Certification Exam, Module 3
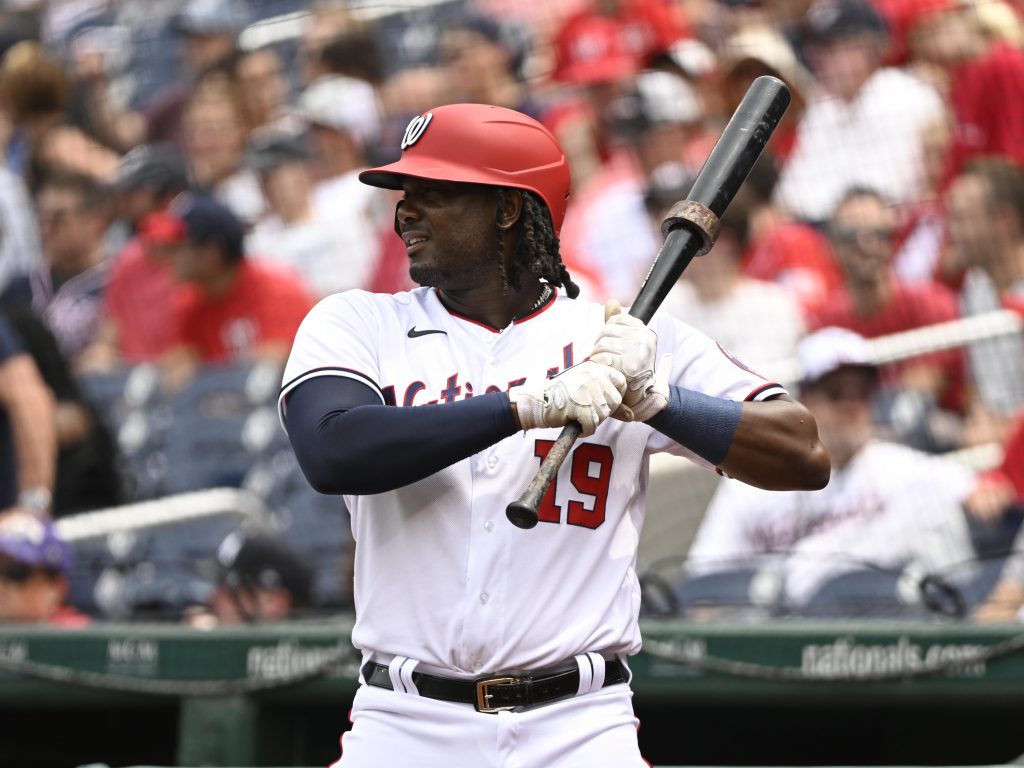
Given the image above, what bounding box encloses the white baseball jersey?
[280,286,785,676]
[687,439,975,604]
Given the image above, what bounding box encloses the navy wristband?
[646,385,743,466]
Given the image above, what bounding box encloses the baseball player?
[279,104,830,767]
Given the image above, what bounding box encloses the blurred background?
[0,0,1022,765]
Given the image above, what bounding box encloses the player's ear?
[497,190,523,231]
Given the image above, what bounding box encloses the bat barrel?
[635,76,791,324]
[688,75,791,217]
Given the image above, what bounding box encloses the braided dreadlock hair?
[495,188,580,299]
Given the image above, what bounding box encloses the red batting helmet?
[359,103,571,234]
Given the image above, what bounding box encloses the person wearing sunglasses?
[0,510,85,625]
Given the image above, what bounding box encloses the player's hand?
[591,299,658,407]
[509,360,626,437]
[611,354,672,422]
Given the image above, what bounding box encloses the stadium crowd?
[0,0,1022,626]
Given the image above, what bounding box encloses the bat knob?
[505,501,539,529]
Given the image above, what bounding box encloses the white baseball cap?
[635,70,703,126]
[297,75,381,148]
[797,327,878,385]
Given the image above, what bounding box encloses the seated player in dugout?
[279,104,830,767]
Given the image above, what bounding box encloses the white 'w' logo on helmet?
[400,113,433,150]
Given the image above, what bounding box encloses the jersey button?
[484,521,494,532]
[487,456,498,468]
[479,592,489,604]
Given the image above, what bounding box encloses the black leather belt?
[361,658,626,713]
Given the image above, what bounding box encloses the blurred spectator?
[296,76,407,294]
[298,75,382,183]
[0,314,55,518]
[181,80,265,224]
[0,511,85,625]
[655,175,805,370]
[438,14,537,115]
[686,327,975,608]
[890,111,955,283]
[62,13,146,153]
[82,143,190,369]
[965,409,1024,524]
[773,0,945,223]
[295,6,364,87]
[559,68,705,299]
[546,12,641,191]
[730,153,844,318]
[151,192,314,389]
[245,130,375,297]
[184,529,313,626]
[969,404,1024,622]
[555,0,691,73]
[318,23,385,86]
[143,0,248,146]
[906,0,1024,178]
[943,157,1024,445]
[969,411,1024,621]
[3,305,121,515]
[3,171,112,366]
[650,37,722,132]
[229,45,294,132]
[813,186,965,446]
[0,40,119,188]
[718,25,814,162]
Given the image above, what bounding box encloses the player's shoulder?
[302,287,428,323]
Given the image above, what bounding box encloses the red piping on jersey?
[745,382,785,401]
[436,286,558,332]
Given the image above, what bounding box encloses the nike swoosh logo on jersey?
[407,327,448,338]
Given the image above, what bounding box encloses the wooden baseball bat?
[505,75,792,530]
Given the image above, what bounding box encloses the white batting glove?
[590,299,658,407]
[612,354,672,422]
[509,360,627,437]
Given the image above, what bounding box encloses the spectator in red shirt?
[970,409,1024,622]
[151,193,315,389]
[81,145,191,370]
[732,154,845,319]
[906,0,1024,179]
[813,187,966,439]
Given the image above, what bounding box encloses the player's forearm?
[287,386,518,495]
[718,396,830,491]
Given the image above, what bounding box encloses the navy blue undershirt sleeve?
[645,384,743,467]
[283,375,519,495]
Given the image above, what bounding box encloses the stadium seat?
[794,568,934,619]
[161,363,284,495]
[671,567,777,620]
[246,451,353,610]
[78,365,169,500]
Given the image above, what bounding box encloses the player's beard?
[408,251,494,291]
[408,261,446,288]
